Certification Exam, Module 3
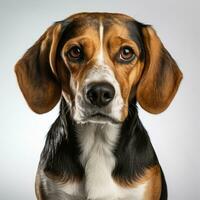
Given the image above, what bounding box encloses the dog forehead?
[67,12,134,22]
[60,12,139,41]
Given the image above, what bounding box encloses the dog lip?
[88,112,121,124]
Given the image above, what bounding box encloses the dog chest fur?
[57,123,147,200]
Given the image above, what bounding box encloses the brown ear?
[15,23,63,114]
[136,26,183,114]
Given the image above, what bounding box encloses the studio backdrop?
[0,0,199,199]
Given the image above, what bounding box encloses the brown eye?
[119,46,135,62]
[67,45,83,61]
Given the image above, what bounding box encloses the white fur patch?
[58,122,148,200]
[77,123,120,199]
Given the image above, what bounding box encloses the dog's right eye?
[67,45,83,62]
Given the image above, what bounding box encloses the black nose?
[86,82,115,107]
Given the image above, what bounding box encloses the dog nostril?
[102,91,113,101]
[86,82,115,107]
[87,90,98,103]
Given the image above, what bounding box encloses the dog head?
[15,13,182,124]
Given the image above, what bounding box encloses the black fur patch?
[40,99,84,181]
[112,100,159,181]
[112,100,168,199]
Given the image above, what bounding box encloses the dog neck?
[40,97,158,183]
[75,121,121,166]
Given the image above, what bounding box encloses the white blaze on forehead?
[98,22,104,64]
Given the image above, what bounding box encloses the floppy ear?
[136,26,183,114]
[15,23,63,114]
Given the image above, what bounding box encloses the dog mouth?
[79,112,121,124]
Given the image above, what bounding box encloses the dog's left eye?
[67,45,83,61]
[119,46,135,62]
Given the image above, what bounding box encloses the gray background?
[0,0,199,199]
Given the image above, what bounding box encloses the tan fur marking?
[114,165,161,187]
[114,165,161,200]
[136,26,183,114]
[61,27,101,89]
[49,24,63,75]
[144,167,161,200]
[35,171,43,200]
[15,23,62,114]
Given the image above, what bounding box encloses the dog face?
[60,14,145,123]
[15,13,182,124]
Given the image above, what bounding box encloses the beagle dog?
[15,12,182,200]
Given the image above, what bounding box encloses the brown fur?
[114,165,161,200]
[136,27,183,114]
[15,24,62,114]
